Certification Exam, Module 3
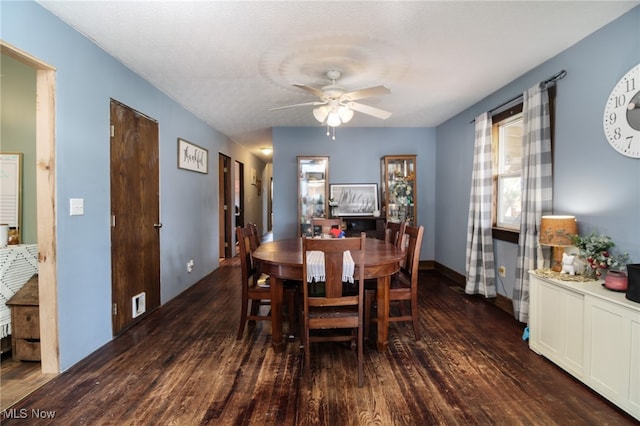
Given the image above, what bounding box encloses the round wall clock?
[603,63,640,158]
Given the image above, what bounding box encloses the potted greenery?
[571,232,629,284]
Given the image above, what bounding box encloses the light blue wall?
[436,6,640,298]
[3,1,638,370]
[2,1,266,370]
[272,127,436,260]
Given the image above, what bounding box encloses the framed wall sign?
[177,138,208,173]
[330,183,379,216]
[0,152,22,228]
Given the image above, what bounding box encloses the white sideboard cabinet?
[529,272,640,421]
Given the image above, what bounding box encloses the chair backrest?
[310,218,343,236]
[236,226,258,286]
[248,223,261,250]
[400,225,424,282]
[303,233,365,304]
[384,221,407,248]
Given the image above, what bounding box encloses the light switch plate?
[70,198,84,216]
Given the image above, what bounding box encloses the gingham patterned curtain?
[512,83,553,323]
[465,112,496,297]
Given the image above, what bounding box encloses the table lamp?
[539,215,577,272]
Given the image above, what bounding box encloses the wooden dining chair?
[248,223,261,250]
[384,221,407,249]
[301,232,366,387]
[236,225,297,340]
[365,224,424,341]
[310,218,343,236]
[364,220,407,337]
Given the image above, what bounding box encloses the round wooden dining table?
[252,237,404,353]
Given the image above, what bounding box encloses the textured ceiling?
[37,1,639,162]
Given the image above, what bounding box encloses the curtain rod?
[470,70,567,123]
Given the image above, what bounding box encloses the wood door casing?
[219,154,232,258]
[1,41,60,373]
[235,160,244,234]
[110,100,161,336]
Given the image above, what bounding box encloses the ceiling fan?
[270,69,392,128]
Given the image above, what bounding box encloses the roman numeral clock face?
[603,63,640,158]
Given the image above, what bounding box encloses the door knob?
[154,223,163,229]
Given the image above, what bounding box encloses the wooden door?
[268,177,273,231]
[234,160,245,234]
[110,100,161,336]
[219,154,232,258]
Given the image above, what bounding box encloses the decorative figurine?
[560,252,576,275]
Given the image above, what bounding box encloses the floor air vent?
[132,292,146,318]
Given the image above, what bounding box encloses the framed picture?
[306,172,325,181]
[0,152,23,228]
[330,183,379,216]
[177,138,208,174]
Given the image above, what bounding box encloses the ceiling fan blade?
[346,102,392,120]
[270,101,326,111]
[342,85,391,101]
[292,83,325,98]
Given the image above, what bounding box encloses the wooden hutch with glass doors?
[380,155,417,225]
[297,156,329,236]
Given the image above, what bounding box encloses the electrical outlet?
[499,266,506,278]
[187,259,194,273]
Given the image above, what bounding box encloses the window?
[492,104,523,241]
[495,113,523,229]
[490,88,555,243]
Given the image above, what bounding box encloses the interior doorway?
[0,41,59,409]
[268,177,273,232]
[234,160,245,243]
[218,154,232,259]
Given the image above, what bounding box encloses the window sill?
[492,227,519,244]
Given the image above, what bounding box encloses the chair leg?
[357,326,364,387]
[286,290,296,340]
[298,293,304,348]
[304,318,311,378]
[364,289,374,342]
[250,299,260,317]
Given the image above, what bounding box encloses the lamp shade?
[338,106,354,123]
[539,215,577,246]
[326,111,342,127]
[313,106,329,123]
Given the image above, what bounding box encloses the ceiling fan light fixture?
[313,106,329,123]
[338,106,353,123]
[273,69,391,138]
[327,111,342,127]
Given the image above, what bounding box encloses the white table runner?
[306,250,355,283]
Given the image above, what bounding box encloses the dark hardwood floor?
[1,255,636,425]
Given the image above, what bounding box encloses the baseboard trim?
[430,261,515,318]
[419,260,435,271]
[433,262,465,286]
